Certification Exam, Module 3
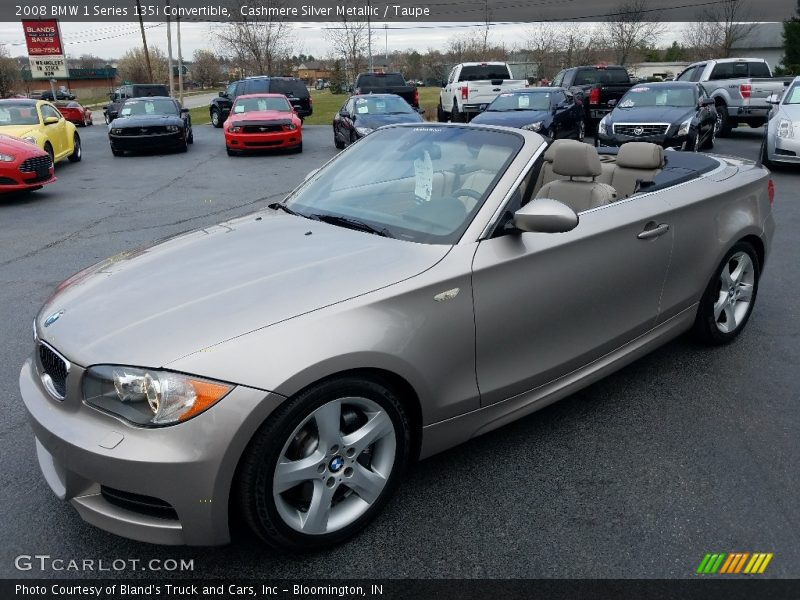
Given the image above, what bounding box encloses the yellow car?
[0,99,82,164]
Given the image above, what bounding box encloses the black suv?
[209,77,312,127]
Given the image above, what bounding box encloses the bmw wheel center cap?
[329,456,344,473]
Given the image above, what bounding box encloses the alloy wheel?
[713,251,755,334]
[272,396,396,535]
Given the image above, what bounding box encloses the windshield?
[0,104,40,126]
[353,96,415,115]
[489,92,551,111]
[784,84,800,105]
[234,96,292,113]
[458,65,511,81]
[618,86,696,108]
[358,74,406,87]
[284,127,524,244]
[120,99,178,117]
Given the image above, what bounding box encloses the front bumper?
[20,357,286,545]
[597,131,691,149]
[109,132,185,151]
[0,167,55,192]
[225,130,301,151]
[767,134,800,164]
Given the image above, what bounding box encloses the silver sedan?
[763,76,800,166]
[21,125,775,551]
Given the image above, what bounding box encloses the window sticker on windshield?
[121,107,132,115]
[630,87,649,92]
[376,101,386,110]
[414,150,433,203]
[500,93,513,97]
[518,95,530,108]
[145,103,155,114]
[234,104,245,113]
[357,105,369,114]
[619,99,635,108]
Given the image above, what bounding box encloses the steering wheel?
[451,188,483,201]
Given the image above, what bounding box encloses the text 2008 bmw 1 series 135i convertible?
[21,124,775,551]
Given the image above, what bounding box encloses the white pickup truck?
[438,62,528,122]
[676,58,793,136]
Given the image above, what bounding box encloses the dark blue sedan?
[471,87,585,141]
[333,94,424,149]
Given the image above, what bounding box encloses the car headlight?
[228,125,242,133]
[284,123,297,131]
[355,126,373,136]
[0,153,15,162]
[677,117,693,137]
[598,116,608,135]
[521,121,543,132]
[777,119,794,139]
[166,125,180,132]
[111,128,123,135]
[22,136,37,145]
[82,365,233,427]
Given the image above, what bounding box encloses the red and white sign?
[22,19,67,79]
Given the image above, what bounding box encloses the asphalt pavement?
[0,124,798,579]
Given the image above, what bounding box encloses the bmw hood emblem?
[43,310,64,327]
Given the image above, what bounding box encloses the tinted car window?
[357,74,406,87]
[573,68,629,85]
[676,67,695,81]
[551,70,565,87]
[709,62,750,79]
[233,96,292,113]
[285,127,523,245]
[131,85,169,97]
[244,79,269,94]
[270,79,309,97]
[41,104,62,120]
[748,62,771,77]
[120,98,178,116]
[0,103,40,125]
[488,92,553,111]
[618,85,696,108]
[458,65,511,81]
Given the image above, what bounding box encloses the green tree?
[0,46,19,98]
[664,41,685,61]
[781,1,800,73]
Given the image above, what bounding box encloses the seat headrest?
[616,142,665,169]
[543,139,578,163]
[551,142,602,177]
[476,144,508,170]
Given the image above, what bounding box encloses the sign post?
[22,19,68,81]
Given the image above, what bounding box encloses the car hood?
[610,106,694,125]
[471,110,551,128]
[0,134,44,154]
[777,104,800,120]
[353,113,422,129]
[0,125,39,138]
[36,210,450,369]
[229,110,295,123]
[111,115,183,127]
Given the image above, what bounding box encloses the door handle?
[637,223,670,240]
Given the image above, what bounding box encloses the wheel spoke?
[301,479,337,534]
[722,303,737,330]
[730,256,750,284]
[713,293,727,320]
[347,463,387,505]
[737,283,754,303]
[342,410,394,456]
[720,265,734,288]
[274,450,325,493]
[313,400,342,449]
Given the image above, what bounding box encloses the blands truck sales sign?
[22,20,68,79]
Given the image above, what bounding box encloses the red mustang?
[0,134,56,193]
[55,101,93,127]
[224,93,303,155]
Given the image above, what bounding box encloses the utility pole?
[176,10,184,105]
[166,0,174,97]
[367,0,373,71]
[384,24,388,62]
[135,0,153,81]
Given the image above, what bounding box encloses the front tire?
[451,100,463,123]
[236,377,411,551]
[44,143,54,165]
[211,108,222,128]
[693,242,760,345]
[68,134,82,162]
[716,102,733,137]
[437,100,447,122]
[576,120,585,142]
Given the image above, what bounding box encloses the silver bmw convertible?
[21,124,774,550]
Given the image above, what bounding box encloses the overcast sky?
[0,20,688,61]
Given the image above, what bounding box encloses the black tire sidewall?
[237,377,411,551]
[693,241,760,345]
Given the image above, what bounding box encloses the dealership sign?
[22,19,67,79]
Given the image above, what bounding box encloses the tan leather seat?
[457,144,509,211]
[609,142,664,198]
[533,139,584,192]
[535,143,617,212]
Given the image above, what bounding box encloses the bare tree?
[560,25,605,67]
[682,0,756,59]
[215,0,294,77]
[117,47,169,84]
[602,0,665,65]
[324,8,368,81]
[525,22,562,80]
[0,46,20,98]
[191,49,224,88]
[70,54,106,69]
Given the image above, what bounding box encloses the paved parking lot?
[1,123,798,578]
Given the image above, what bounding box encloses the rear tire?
[211,108,222,128]
[334,135,345,150]
[236,376,411,551]
[693,242,760,345]
[451,100,463,123]
[437,100,447,122]
[68,134,82,162]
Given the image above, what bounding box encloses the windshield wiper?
[268,202,307,218]
[311,214,394,238]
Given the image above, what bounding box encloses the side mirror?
[513,199,578,233]
[701,98,715,107]
[416,107,426,114]
[304,168,320,182]
[181,107,189,114]
[478,104,488,112]
[767,93,781,105]
[339,108,349,117]
[441,80,447,88]
[109,93,117,101]
[43,116,60,125]
[607,99,618,108]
